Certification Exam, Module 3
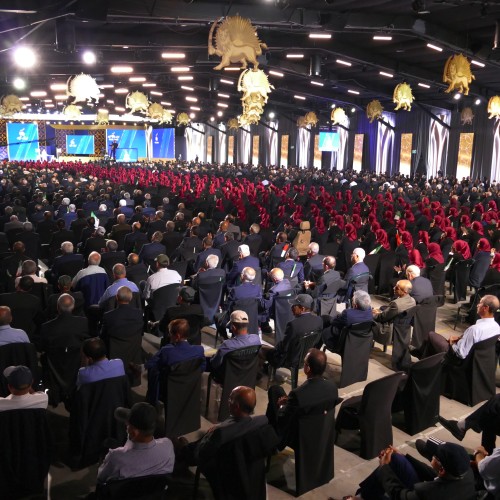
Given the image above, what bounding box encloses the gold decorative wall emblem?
[67,73,100,104]
[366,99,384,123]
[0,95,23,116]
[443,54,474,96]
[126,91,149,114]
[393,82,414,111]
[460,107,474,125]
[487,96,500,120]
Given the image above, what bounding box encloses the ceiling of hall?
[1,0,500,124]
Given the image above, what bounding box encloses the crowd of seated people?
[0,158,498,497]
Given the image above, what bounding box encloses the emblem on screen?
[108,133,120,142]
[16,128,28,141]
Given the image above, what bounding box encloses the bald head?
[116,286,133,304]
[270,268,284,282]
[57,293,75,314]
[229,386,256,417]
[396,279,412,295]
[88,251,101,265]
[113,263,126,279]
[0,306,12,326]
[128,253,139,265]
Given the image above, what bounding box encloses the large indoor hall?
[0,1,499,499]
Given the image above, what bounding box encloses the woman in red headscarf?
[481,252,500,287]
[468,220,485,251]
[409,248,425,269]
[337,223,360,273]
[416,231,430,260]
[439,227,456,258]
[469,238,492,288]
[327,214,344,243]
[395,230,413,270]
[370,229,390,254]
[426,242,444,266]
[445,239,471,281]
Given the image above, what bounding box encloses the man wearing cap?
[262,294,323,369]
[97,402,174,484]
[352,440,475,499]
[209,310,261,376]
[226,244,260,288]
[145,318,206,404]
[142,254,182,300]
[0,365,48,411]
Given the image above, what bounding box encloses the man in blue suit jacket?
[226,244,260,288]
[261,268,293,323]
[321,290,374,352]
[226,266,262,312]
[194,236,222,273]
[343,247,370,293]
[145,318,205,404]
[138,231,166,264]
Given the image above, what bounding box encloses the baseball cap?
[230,310,249,324]
[155,254,169,266]
[3,365,33,389]
[420,440,470,477]
[289,294,314,309]
[96,226,105,236]
[115,402,157,434]
[179,286,196,302]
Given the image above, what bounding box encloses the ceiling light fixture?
[13,77,25,90]
[50,83,67,91]
[418,82,431,88]
[150,91,162,96]
[178,76,193,81]
[220,79,234,85]
[475,98,481,105]
[111,66,133,73]
[185,96,197,102]
[217,111,223,117]
[471,59,485,68]
[210,116,215,122]
[311,80,324,86]
[269,112,275,119]
[190,106,201,111]
[30,91,47,97]
[351,107,356,113]
[19,97,29,101]
[100,84,115,88]
[181,86,194,91]
[129,77,146,82]
[160,101,171,106]
[269,70,284,77]
[142,83,156,87]
[224,66,241,71]
[218,93,230,98]
[336,59,352,66]
[161,52,186,59]
[309,33,332,39]
[54,95,67,100]
[115,88,129,94]
[189,112,195,119]
[217,102,228,108]
[426,43,443,52]
[171,66,190,72]
[115,106,125,112]
[13,46,36,68]
[348,89,360,95]
[379,71,394,78]
[287,54,304,59]
[82,50,96,64]
[294,95,306,100]
[453,93,461,100]
[373,35,392,41]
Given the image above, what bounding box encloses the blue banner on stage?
[6,123,39,161]
[66,134,94,155]
[152,128,175,159]
[106,129,147,160]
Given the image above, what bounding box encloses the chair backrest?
[358,371,404,459]
[77,272,110,308]
[160,357,202,437]
[151,284,181,321]
[376,252,397,294]
[401,352,446,435]
[201,422,278,500]
[69,375,130,467]
[454,258,474,302]
[197,278,225,323]
[363,254,381,294]
[0,342,39,397]
[0,409,52,499]
[29,282,52,309]
[273,290,296,344]
[43,346,82,407]
[295,408,336,496]
[412,296,439,351]
[96,474,169,500]
[101,292,142,312]
[392,307,417,372]
[339,322,374,388]
[232,298,260,336]
[218,345,261,422]
[168,261,188,280]
[57,259,84,279]
[112,229,132,251]
[470,335,498,405]
[426,262,445,296]
[287,330,323,373]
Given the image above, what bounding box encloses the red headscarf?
[375,229,390,250]
[427,242,444,263]
[488,200,497,211]
[334,215,345,231]
[371,221,381,232]
[453,240,472,259]
[491,253,500,272]
[476,238,491,253]
[460,215,471,227]
[471,221,484,235]
[396,219,407,231]
[351,214,362,230]
[401,231,413,252]
[404,210,415,223]
[418,231,430,246]
[345,223,357,241]
[444,227,457,240]
[409,249,425,268]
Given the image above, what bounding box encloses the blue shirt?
[98,278,139,306]
[76,358,125,387]
[210,333,261,371]
[0,324,30,346]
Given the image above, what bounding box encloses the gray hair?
[88,251,101,265]
[206,254,219,269]
[353,290,372,310]
[406,265,421,278]
[241,266,256,282]
[57,293,75,314]
[238,244,250,258]
[61,241,74,254]
[353,247,366,261]
[308,242,319,254]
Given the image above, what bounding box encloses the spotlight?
[13,46,36,68]
[453,93,461,100]
[82,50,96,64]
[269,112,275,119]
[475,98,481,105]
[210,116,215,122]
[351,107,356,113]
[13,77,26,90]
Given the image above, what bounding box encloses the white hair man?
[304,242,324,281]
[405,264,433,303]
[226,244,260,288]
[343,247,370,294]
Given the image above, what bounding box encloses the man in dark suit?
[176,225,202,261]
[191,254,226,290]
[304,256,345,298]
[226,244,260,288]
[321,290,374,352]
[303,242,324,281]
[100,240,126,279]
[147,211,166,239]
[193,236,221,273]
[17,222,41,261]
[262,294,323,369]
[219,232,240,272]
[138,231,166,264]
[46,241,84,284]
[265,231,289,269]
[50,219,76,252]
[225,266,262,313]
[123,222,148,256]
[242,223,263,256]
[125,253,149,288]
[343,247,370,293]
[35,211,58,245]
[406,265,433,304]
[45,275,85,320]
[277,247,304,286]
[266,348,338,449]
[1,241,30,281]
[40,293,89,352]
[109,214,131,241]
[261,267,293,326]
[82,226,107,260]
[162,220,184,258]
[212,220,229,249]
